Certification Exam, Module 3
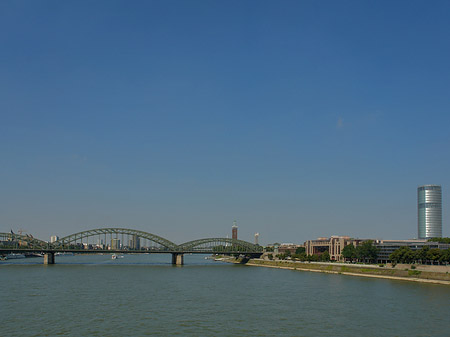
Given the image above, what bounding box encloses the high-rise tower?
[418,185,442,239]
[232,220,238,240]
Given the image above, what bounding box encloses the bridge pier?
[171,253,184,266]
[44,252,55,265]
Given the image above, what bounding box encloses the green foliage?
[356,240,378,263]
[265,246,274,252]
[267,253,273,260]
[306,254,319,262]
[389,246,414,264]
[416,246,429,263]
[428,237,450,244]
[389,246,450,264]
[295,247,306,255]
[440,249,450,263]
[342,244,356,261]
[408,270,422,276]
[427,248,443,262]
[320,250,330,262]
[276,253,290,260]
[292,252,308,261]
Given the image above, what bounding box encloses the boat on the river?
[5,253,26,259]
[55,252,74,256]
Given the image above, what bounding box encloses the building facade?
[304,236,363,261]
[375,239,450,263]
[277,243,303,255]
[232,221,238,240]
[418,185,442,239]
[111,238,121,250]
[129,235,140,250]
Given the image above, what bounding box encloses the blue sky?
[1,1,450,244]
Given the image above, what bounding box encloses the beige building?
[304,236,363,261]
[278,243,303,255]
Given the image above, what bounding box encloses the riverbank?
[244,259,450,285]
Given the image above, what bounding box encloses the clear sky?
[1,1,450,244]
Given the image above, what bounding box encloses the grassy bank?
[246,259,450,285]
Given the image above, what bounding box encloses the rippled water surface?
[1,254,450,336]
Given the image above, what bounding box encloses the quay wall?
[244,259,450,285]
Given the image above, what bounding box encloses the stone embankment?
[245,259,450,285]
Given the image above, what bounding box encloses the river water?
[1,254,449,336]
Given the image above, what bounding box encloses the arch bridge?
[0,228,263,265]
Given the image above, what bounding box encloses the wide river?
[1,254,449,336]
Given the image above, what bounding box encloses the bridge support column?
[44,253,55,265]
[172,253,184,266]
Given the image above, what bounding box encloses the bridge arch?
[53,228,178,250]
[178,238,263,253]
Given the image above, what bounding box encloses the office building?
[418,185,442,239]
[129,234,140,250]
[304,236,363,261]
[111,238,121,250]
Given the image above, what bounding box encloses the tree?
[342,244,356,262]
[276,253,289,260]
[320,250,330,262]
[440,249,450,264]
[389,246,413,264]
[295,247,306,255]
[389,249,401,265]
[306,254,319,262]
[416,246,429,264]
[356,240,378,263]
[427,249,443,264]
[428,237,450,244]
[298,252,307,261]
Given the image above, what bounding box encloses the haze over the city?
[1,1,449,245]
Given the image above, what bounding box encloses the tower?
[418,185,442,239]
[232,220,238,240]
[254,233,259,245]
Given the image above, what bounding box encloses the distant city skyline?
[1,1,449,245]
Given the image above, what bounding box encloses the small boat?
[112,254,124,260]
[6,253,26,259]
[55,252,74,256]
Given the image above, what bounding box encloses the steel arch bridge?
[178,238,263,253]
[1,227,263,265]
[53,227,179,251]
